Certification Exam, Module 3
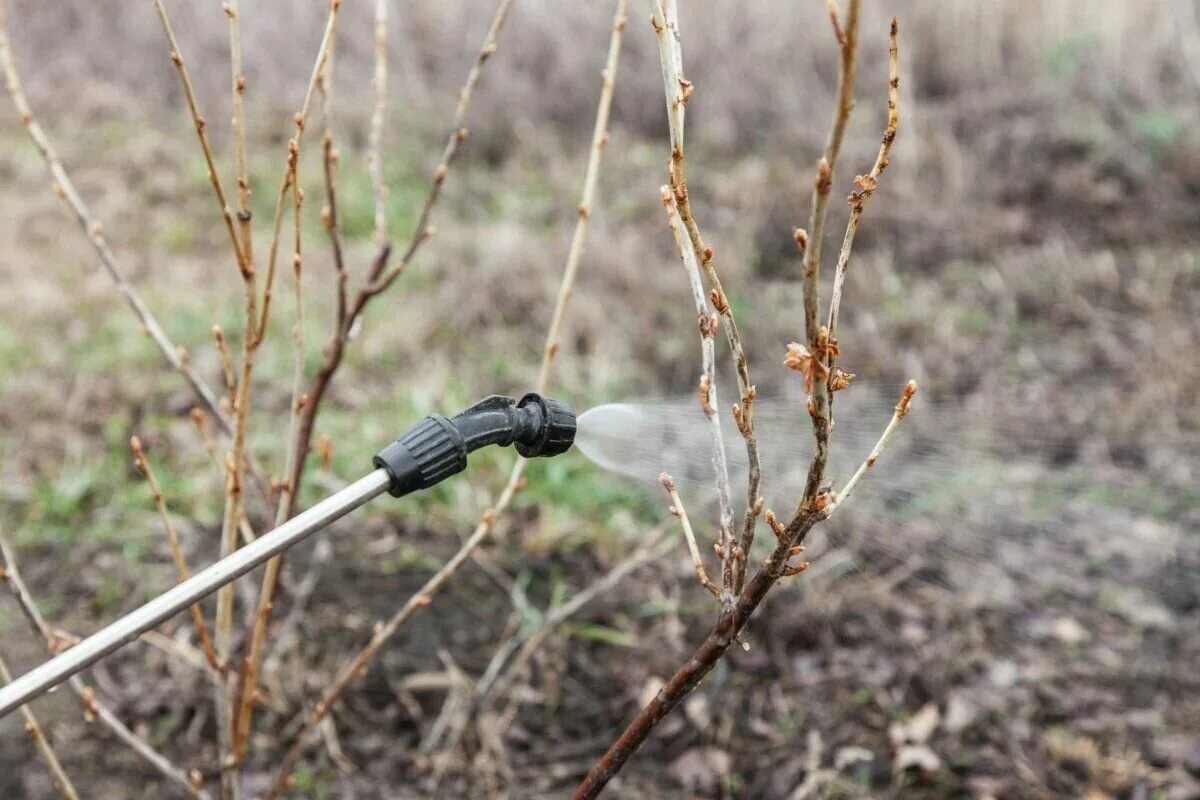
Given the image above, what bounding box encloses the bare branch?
[660,186,733,598]
[0,653,79,800]
[224,0,254,280]
[801,0,861,344]
[281,0,513,519]
[366,0,514,296]
[256,1,339,345]
[573,17,905,800]
[0,533,210,799]
[825,19,899,345]
[369,0,389,246]
[130,436,223,675]
[824,380,916,517]
[231,133,311,763]
[152,0,245,272]
[651,0,761,596]
[797,0,861,507]
[0,2,224,431]
[659,473,719,598]
[262,3,629,792]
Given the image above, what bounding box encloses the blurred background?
[0,0,1196,797]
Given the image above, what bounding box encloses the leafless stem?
[0,2,224,431]
[659,473,719,598]
[651,0,761,596]
[825,20,899,346]
[573,17,905,799]
[224,0,254,278]
[797,0,860,506]
[281,0,512,519]
[369,0,388,246]
[262,3,628,793]
[366,0,513,297]
[130,436,224,675]
[231,166,309,762]
[825,380,916,517]
[153,0,245,271]
[0,653,80,800]
[800,0,860,344]
[660,187,732,598]
[319,52,349,345]
[212,325,236,405]
[256,2,339,346]
[0,534,210,799]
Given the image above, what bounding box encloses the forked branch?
[572,18,905,799]
[262,2,628,793]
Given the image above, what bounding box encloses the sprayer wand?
[0,393,575,719]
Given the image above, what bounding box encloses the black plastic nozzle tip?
[515,393,576,458]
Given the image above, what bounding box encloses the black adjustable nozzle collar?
[372,393,576,497]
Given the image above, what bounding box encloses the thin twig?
[230,126,311,762]
[825,20,899,346]
[366,0,514,297]
[213,3,339,787]
[797,0,861,506]
[651,0,761,597]
[572,18,905,799]
[255,2,339,346]
[824,380,916,517]
[659,474,719,598]
[0,653,80,800]
[369,0,388,247]
[659,184,731,595]
[318,51,349,350]
[0,533,210,799]
[261,3,628,793]
[130,436,223,675]
[799,0,860,344]
[0,1,224,430]
[153,0,245,272]
[280,0,513,519]
[224,0,254,281]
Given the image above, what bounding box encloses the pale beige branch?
[366,0,514,296]
[651,0,761,597]
[369,0,388,246]
[0,653,80,800]
[0,533,210,799]
[261,2,629,793]
[660,186,733,593]
[824,380,916,517]
[130,436,224,675]
[659,473,719,598]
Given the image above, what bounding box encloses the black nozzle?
[373,393,576,497]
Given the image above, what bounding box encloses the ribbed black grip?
[373,414,467,497]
